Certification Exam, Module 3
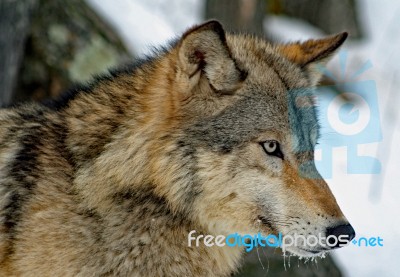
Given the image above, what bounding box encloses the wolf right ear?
[277,32,348,85]
[178,21,246,93]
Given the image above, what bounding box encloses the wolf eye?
[261,140,284,159]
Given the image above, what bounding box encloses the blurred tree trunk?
[1,0,130,105]
[272,0,363,38]
[205,0,266,36]
[0,0,37,107]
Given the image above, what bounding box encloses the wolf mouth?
[256,215,330,256]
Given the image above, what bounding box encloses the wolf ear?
[277,32,348,85]
[178,20,246,93]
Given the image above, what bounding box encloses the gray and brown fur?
[0,21,353,276]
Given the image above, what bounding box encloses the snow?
[85,0,203,55]
[85,0,399,276]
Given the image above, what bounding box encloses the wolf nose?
[326,224,355,249]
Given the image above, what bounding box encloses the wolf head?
[128,21,355,257]
[76,21,354,256]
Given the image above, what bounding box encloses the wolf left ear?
[178,20,246,93]
[277,32,348,85]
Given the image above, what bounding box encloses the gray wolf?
[0,21,354,276]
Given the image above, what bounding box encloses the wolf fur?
[0,21,353,276]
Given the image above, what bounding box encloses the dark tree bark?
[12,0,130,104]
[205,0,266,36]
[0,0,130,105]
[0,0,37,107]
[276,0,363,38]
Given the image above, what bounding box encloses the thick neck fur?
[84,187,243,276]
[63,56,172,209]
[58,54,244,276]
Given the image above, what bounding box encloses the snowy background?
[85,0,400,276]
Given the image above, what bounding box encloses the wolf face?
[151,21,355,257]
